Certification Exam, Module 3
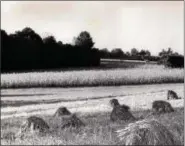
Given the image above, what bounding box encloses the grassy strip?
[1,107,184,145]
[1,65,184,88]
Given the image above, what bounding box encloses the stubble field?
[1,63,184,145]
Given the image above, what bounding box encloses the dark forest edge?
[1,27,184,73]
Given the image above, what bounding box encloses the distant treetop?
[74,31,94,49]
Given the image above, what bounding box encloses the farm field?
[1,1,184,144]
[1,64,184,89]
[1,64,184,145]
[1,83,184,145]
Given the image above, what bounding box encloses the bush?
[165,55,184,68]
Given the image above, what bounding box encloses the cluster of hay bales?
[151,90,181,114]
[15,89,180,144]
[109,95,175,122]
[113,90,180,145]
[18,106,85,138]
[116,119,180,145]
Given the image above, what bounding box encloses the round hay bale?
[152,100,174,114]
[61,114,85,129]
[110,99,135,122]
[167,90,180,100]
[19,116,49,135]
[54,106,71,117]
[116,119,180,145]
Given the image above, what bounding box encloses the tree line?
[1,27,100,72]
[99,47,183,61]
[1,27,184,72]
[99,47,184,67]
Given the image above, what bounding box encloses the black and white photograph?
[1,1,184,145]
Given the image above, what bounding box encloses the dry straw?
[61,114,85,129]
[54,106,71,117]
[17,116,50,139]
[152,100,174,114]
[110,99,136,122]
[116,119,180,145]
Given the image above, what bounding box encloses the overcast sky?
[1,1,184,55]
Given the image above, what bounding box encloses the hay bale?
[110,99,135,122]
[116,119,180,145]
[110,99,130,111]
[167,90,181,100]
[54,106,71,117]
[110,107,136,122]
[61,114,85,129]
[19,116,49,135]
[152,100,174,114]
